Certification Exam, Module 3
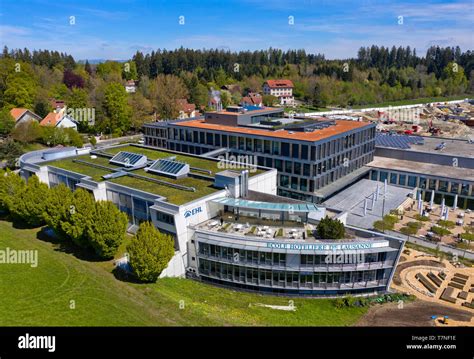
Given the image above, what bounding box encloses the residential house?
[9,108,42,126]
[240,92,263,107]
[262,79,295,106]
[125,80,137,93]
[177,99,198,119]
[40,108,78,130]
[49,99,66,111]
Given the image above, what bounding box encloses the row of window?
[198,243,390,267]
[198,259,385,288]
[48,172,79,191]
[106,189,153,224]
[161,126,375,161]
[279,154,373,192]
[371,170,472,196]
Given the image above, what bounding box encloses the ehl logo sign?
[184,207,202,218]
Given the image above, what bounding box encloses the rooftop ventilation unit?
[146,158,190,178]
[109,151,148,167]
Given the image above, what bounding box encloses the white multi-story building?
[263,79,295,106]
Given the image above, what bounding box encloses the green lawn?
[0,220,368,326]
[102,145,262,177]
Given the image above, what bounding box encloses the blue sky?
[0,0,472,60]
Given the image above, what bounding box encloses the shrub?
[415,214,430,221]
[86,201,128,259]
[127,222,175,282]
[438,220,455,229]
[316,216,345,239]
[9,175,48,227]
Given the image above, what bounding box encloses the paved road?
[385,229,474,261]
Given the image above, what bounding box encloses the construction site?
[308,99,474,139]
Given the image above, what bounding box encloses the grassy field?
[0,220,368,326]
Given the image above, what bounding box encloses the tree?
[0,169,25,212]
[34,97,52,118]
[9,175,49,227]
[63,69,84,89]
[150,74,188,119]
[67,87,89,109]
[0,108,15,135]
[11,120,42,143]
[0,139,24,168]
[122,61,138,81]
[262,94,278,106]
[128,92,152,130]
[102,82,132,134]
[84,60,92,75]
[127,221,175,282]
[61,189,96,248]
[431,225,451,240]
[86,201,128,259]
[42,183,74,238]
[316,216,345,239]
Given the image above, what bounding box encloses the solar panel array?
[375,133,424,149]
[109,151,147,167]
[147,158,189,177]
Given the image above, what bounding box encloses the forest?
[0,45,472,143]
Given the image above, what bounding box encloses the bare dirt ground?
[355,301,473,327]
[355,248,473,326]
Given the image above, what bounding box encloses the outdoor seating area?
[201,216,313,241]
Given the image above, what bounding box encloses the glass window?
[292,144,299,159]
[371,171,378,181]
[450,182,459,194]
[272,141,280,155]
[398,174,406,186]
[264,140,271,154]
[407,175,417,187]
[275,159,283,171]
[281,143,290,157]
[291,177,298,190]
[379,171,388,182]
[294,162,301,176]
[301,145,308,160]
[438,180,448,192]
[303,163,311,177]
[390,173,397,184]
[280,175,289,188]
[419,177,426,189]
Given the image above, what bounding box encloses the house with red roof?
[177,99,198,119]
[9,108,42,126]
[40,108,78,130]
[263,79,295,106]
[240,92,263,107]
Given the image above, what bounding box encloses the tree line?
[0,171,174,282]
[0,45,472,144]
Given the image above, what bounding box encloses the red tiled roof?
[265,79,294,88]
[40,112,62,127]
[174,119,371,142]
[177,99,196,113]
[9,108,28,121]
[241,93,263,106]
